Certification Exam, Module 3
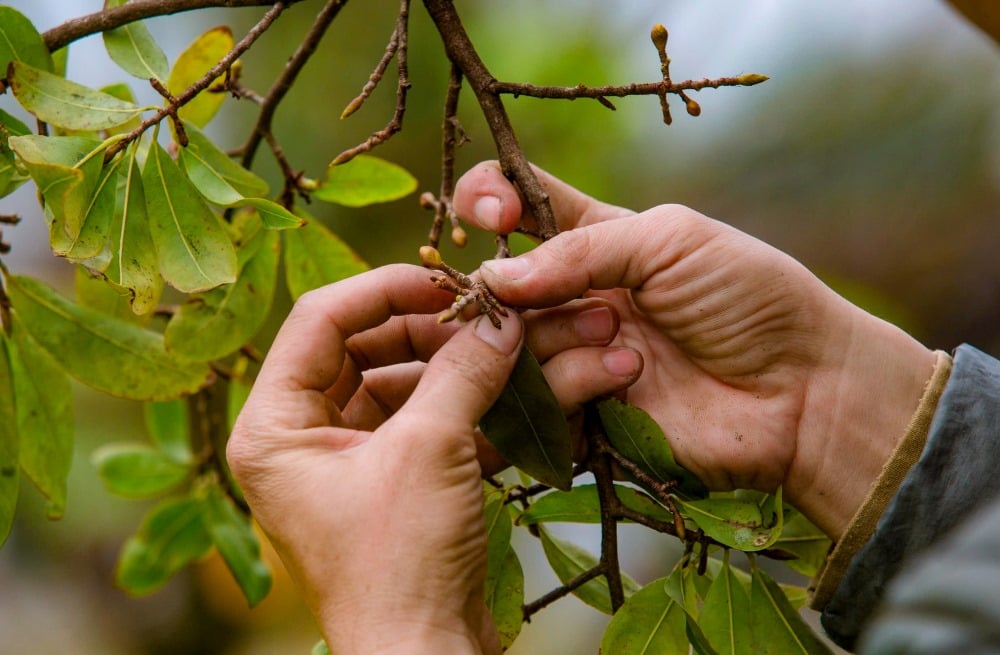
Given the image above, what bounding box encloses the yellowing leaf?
[314,155,417,207]
[9,312,73,519]
[9,62,146,131]
[0,6,53,73]
[103,1,170,81]
[283,216,368,300]
[51,156,122,263]
[0,334,19,547]
[167,27,233,128]
[5,275,211,401]
[674,488,783,552]
[143,139,237,293]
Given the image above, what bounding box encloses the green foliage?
[102,0,169,82]
[484,490,524,649]
[0,333,19,546]
[600,570,689,653]
[282,214,369,300]
[0,6,53,73]
[539,526,641,614]
[518,483,673,526]
[166,26,232,128]
[315,155,418,207]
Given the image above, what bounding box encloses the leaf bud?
[451,225,468,248]
[419,245,442,268]
[684,97,701,117]
[737,73,769,86]
[650,24,668,51]
[298,176,319,191]
[419,191,438,209]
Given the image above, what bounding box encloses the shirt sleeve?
[818,344,1000,651]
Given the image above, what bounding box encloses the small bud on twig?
[650,24,668,51]
[419,245,442,268]
[682,94,701,117]
[736,73,769,86]
[451,225,468,248]
[419,191,439,210]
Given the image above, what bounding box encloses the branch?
[105,1,290,162]
[492,75,769,102]
[421,0,559,239]
[522,565,604,622]
[427,62,465,249]
[42,0,308,52]
[241,0,349,169]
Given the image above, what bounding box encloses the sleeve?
[818,344,1000,651]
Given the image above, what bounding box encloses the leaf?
[311,641,331,655]
[115,496,213,595]
[314,155,417,207]
[484,493,513,576]
[5,275,211,400]
[104,148,162,315]
[144,399,193,465]
[0,6,53,72]
[179,123,268,203]
[282,216,368,300]
[479,348,574,490]
[164,218,279,361]
[674,488,783,552]
[597,397,708,499]
[483,494,523,650]
[201,484,272,607]
[51,155,122,263]
[103,1,170,81]
[8,312,73,519]
[0,334,19,547]
[227,372,252,433]
[538,527,640,614]
[143,138,237,293]
[600,572,688,654]
[518,484,673,526]
[92,442,191,498]
[0,109,31,198]
[9,62,145,131]
[100,83,143,136]
[239,198,304,230]
[167,26,233,128]
[700,552,752,655]
[750,565,833,655]
[770,508,832,578]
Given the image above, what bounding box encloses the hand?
[454,162,937,538]
[227,264,640,654]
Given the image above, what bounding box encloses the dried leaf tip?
[737,73,769,86]
[650,24,669,50]
[419,245,442,268]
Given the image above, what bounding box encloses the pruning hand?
[453,162,937,539]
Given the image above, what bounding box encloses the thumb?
[396,310,523,435]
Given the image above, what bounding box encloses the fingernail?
[574,307,614,344]
[481,256,531,281]
[602,348,640,377]
[474,196,501,231]
[474,311,521,355]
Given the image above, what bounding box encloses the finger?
[523,298,619,363]
[255,264,453,394]
[479,206,709,309]
[541,346,643,415]
[341,362,425,431]
[452,161,632,235]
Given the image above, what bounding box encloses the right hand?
[454,162,937,538]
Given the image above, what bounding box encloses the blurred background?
[0,0,997,652]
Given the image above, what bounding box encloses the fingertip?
[454,162,522,233]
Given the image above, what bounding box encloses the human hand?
[454,162,937,539]
[227,264,640,654]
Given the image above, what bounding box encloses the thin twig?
[491,76,768,101]
[590,448,625,611]
[522,565,604,622]
[105,1,290,162]
[339,15,403,120]
[428,63,464,249]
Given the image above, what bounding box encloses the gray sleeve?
[820,344,1000,652]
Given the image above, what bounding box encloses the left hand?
[227,264,640,654]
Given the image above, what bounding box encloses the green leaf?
[8,312,73,519]
[674,488,783,552]
[518,484,673,526]
[92,442,191,498]
[104,148,162,315]
[314,155,417,207]
[227,371,252,433]
[0,109,31,198]
[164,217,279,361]
[597,397,708,499]
[5,275,211,400]
[600,572,688,654]
[144,399,193,465]
[99,83,143,136]
[167,27,233,128]
[8,62,145,131]
[51,155,122,263]
[700,552,752,655]
[282,216,368,300]
[115,496,213,595]
[201,484,272,607]
[143,138,237,293]
[102,2,169,81]
[538,527,640,614]
[179,123,268,203]
[311,641,331,655]
[770,508,832,578]
[239,198,304,230]
[483,489,522,649]
[76,262,143,325]
[0,333,19,547]
[479,348,574,491]
[750,565,833,655]
[0,6,53,72]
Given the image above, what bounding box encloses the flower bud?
[650,24,668,51]
[451,225,468,248]
[684,97,701,117]
[419,192,438,209]
[737,73,769,86]
[419,245,442,268]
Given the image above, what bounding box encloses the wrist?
[788,298,938,539]
[324,622,485,655]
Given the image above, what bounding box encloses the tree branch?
[427,62,465,249]
[522,565,604,622]
[42,0,308,52]
[492,75,768,102]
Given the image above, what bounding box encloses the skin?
[229,162,937,652]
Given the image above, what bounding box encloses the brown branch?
[241,0,349,169]
[522,565,604,622]
[331,0,411,166]
[105,1,290,162]
[427,63,465,249]
[491,76,769,102]
[339,11,403,120]
[591,446,625,612]
[42,0,308,52]
[422,0,559,240]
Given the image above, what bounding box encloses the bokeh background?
[1,1,997,653]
